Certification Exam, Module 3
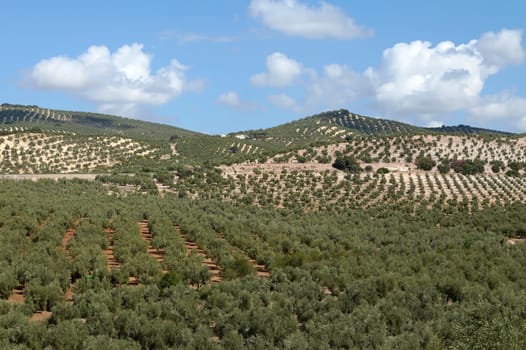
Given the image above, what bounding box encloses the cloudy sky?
[2,1,526,133]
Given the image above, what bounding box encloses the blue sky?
[2,0,526,133]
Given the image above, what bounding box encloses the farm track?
[176,224,222,283]
[138,220,167,272]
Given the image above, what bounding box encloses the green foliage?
[450,159,485,175]
[332,156,362,173]
[415,154,436,170]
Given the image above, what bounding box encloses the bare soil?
[176,224,222,283]
[8,286,25,304]
[138,220,167,272]
[102,228,120,271]
[30,311,53,322]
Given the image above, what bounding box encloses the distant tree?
[332,157,362,173]
[415,155,436,171]
[490,160,505,173]
[450,159,485,175]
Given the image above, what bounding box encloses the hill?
[0,103,199,143]
[1,103,526,349]
[230,109,512,149]
[0,103,521,171]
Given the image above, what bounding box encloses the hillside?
[1,104,526,349]
[1,104,517,169]
[0,103,199,143]
[230,109,512,149]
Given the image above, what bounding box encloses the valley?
[0,104,525,348]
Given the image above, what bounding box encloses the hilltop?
[230,109,512,146]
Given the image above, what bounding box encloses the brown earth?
[220,233,270,278]
[8,286,25,304]
[138,220,167,272]
[102,228,120,271]
[176,224,222,283]
[30,311,53,322]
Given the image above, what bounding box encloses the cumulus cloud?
[366,29,524,117]
[469,94,526,131]
[251,52,304,87]
[259,29,525,131]
[366,40,485,115]
[249,0,372,39]
[27,43,199,117]
[475,29,525,67]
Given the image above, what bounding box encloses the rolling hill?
[2,102,526,349]
[0,103,521,172]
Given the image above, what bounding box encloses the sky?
[2,0,526,134]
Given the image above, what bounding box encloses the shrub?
[415,155,436,171]
[332,157,362,173]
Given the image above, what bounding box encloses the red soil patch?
[138,220,167,272]
[8,286,25,304]
[30,311,53,322]
[102,228,120,271]
[8,285,53,321]
[65,286,74,303]
[62,227,76,249]
[176,224,222,283]
[103,228,137,285]
[220,233,270,278]
[250,258,270,278]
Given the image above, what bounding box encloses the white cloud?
[28,43,199,117]
[258,29,526,131]
[469,94,526,131]
[251,52,303,87]
[268,93,298,110]
[249,0,372,39]
[218,91,242,107]
[475,29,525,67]
[364,29,525,123]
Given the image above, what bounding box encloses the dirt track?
[0,174,103,181]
